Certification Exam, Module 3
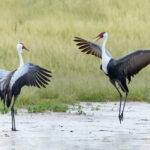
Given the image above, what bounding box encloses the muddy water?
[0,102,150,150]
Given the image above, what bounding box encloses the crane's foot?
[118,113,123,124]
[11,128,18,131]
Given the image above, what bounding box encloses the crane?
[74,32,150,123]
[0,43,52,131]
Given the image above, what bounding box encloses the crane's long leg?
[11,107,14,130]
[109,79,122,123]
[118,79,129,123]
[3,101,5,114]
[120,91,128,122]
[3,94,6,114]
[11,95,18,131]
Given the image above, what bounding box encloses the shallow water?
[0,102,150,150]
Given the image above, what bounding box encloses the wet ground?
[0,102,150,150]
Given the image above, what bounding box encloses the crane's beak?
[23,46,29,51]
[93,35,101,42]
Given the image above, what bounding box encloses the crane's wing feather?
[74,37,112,58]
[6,63,52,108]
[0,69,14,103]
[116,50,150,82]
[10,63,52,90]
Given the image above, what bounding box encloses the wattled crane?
[0,43,52,131]
[74,32,150,123]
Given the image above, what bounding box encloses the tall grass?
[0,0,150,111]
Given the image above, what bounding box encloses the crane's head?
[16,43,29,53]
[94,32,108,42]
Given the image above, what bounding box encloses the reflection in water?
[11,139,16,150]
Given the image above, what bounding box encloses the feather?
[116,50,150,81]
[74,37,112,59]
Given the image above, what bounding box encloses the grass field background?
[0,0,150,112]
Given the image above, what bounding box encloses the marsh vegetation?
[0,0,150,112]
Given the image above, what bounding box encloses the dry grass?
[0,0,150,111]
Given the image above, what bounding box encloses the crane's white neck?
[101,35,111,74]
[16,43,24,68]
[102,36,108,55]
[18,51,24,67]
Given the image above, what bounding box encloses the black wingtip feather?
[79,45,89,49]
[76,43,86,46]
[39,67,52,73]
[74,37,80,40]
[38,72,51,82]
[40,71,52,78]
[36,76,46,88]
[81,47,90,52]
[37,74,49,85]
[35,80,41,88]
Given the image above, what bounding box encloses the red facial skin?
[22,45,25,49]
[22,45,29,51]
[99,33,104,38]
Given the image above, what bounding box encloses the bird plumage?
[6,62,52,107]
[74,32,150,123]
[74,37,150,81]
[74,37,112,58]
[116,50,150,82]
[0,43,52,131]
[0,69,13,105]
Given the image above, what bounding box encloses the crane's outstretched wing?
[6,63,52,108]
[10,63,52,90]
[74,37,112,58]
[0,69,14,103]
[116,50,150,82]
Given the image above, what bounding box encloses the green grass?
[1,0,150,112]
